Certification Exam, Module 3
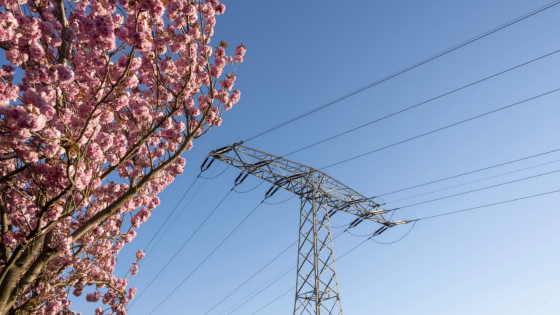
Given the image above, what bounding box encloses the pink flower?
[0,1,246,311]
[220,78,234,91]
[210,66,223,78]
[184,98,195,108]
[230,90,241,104]
[16,148,39,163]
[73,287,83,297]
[29,45,45,61]
[215,3,226,15]
[189,107,200,117]
[132,32,153,51]
[235,45,246,57]
[214,56,227,68]
[128,287,137,300]
[55,65,74,83]
[87,143,105,163]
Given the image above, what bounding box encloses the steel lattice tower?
[206,144,397,315]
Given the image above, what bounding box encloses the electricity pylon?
[205,144,399,315]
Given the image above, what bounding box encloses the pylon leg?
[294,184,343,315]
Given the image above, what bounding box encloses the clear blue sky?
[17,0,560,314]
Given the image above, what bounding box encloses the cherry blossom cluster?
[0,0,244,314]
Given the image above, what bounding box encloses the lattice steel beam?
[208,144,393,226]
[206,143,396,315]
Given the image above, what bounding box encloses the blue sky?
[6,0,560,314]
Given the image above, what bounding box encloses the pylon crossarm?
[208,144,393,226]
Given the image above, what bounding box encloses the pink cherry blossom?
[0,0,245,314]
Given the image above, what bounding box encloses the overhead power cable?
[228,265,295,315]
[407,189,560,222]
[377,148,560,197]
[147,199,267,315]
[250,285,294,315]
[320,88,560,170]
[129,187,234,309]
[218,264,296,315]
[248,229,385,315]
[282,49,560,157]
[210,218,360,314]
[248,187,560,314]
[201,164,231,179]
[387,159,560,203]
[141,175,200,253]
[234,179,266,193]
[206,163,559,314]
[222,231,346,315]
[207,201,309,315]
[142,167,218,260]
[130,160,229,277]
[347,222,417,245]
[240,1,560,143]
[264,194,296,205]
[390,168,560,209]
[202,239,299,315]
[123,172,202,277]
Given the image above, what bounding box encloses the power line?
[347,222,417,244]
[248,188,560,313]
[370,221,417,245]
[264,194,296,205]
[320,88,560,170]
[234,179,266,193]
[282,49,560,157]
[222,231,346,315]
[377,148,560,197]
[129,187,234,309]
[201,163,231,179]
[250,285,293,315]
[142,174,200,252]
[249,229,385,315]
[240,1,560,143]
[202,239,298,315]
[218,264,296,315]
[407,189,560,222]
[144,173,198,254]
[123,172,202,277]
[142,167,219,260]
[147,199,266,315]
[198,156,559,314]
[227,265,296,315]
[386,159,560,204]
[206,202,306,315]
[135,161,227,274]
[391,169,560,209]
[211,219,355,314]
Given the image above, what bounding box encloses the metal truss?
[206,143,396,315]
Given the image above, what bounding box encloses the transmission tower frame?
[205,143,397,315]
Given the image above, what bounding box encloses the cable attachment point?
[200,157,215,172]
[327,208,338,218]
[373,226,389,236]
[392,220,409,226]
[265,184,281,199]
[349,218,364,229]
[234,171,249,186]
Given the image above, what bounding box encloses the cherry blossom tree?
[0,0,245,314]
